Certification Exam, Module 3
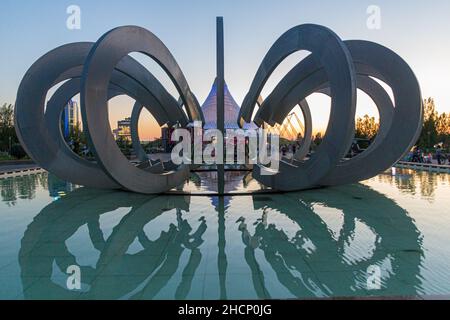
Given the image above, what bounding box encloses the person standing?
[436,147,443,165]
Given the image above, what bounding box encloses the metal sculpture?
[15,27,202,193]
[15,23,422,194]
[240,25,423,191]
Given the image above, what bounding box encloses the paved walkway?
[396,161,450,173]
[0,163,41,174]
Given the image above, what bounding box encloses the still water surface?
[0,169,449,299]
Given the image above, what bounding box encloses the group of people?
[410,147,449,165]
[280,144,298,157]
[280,140,364,159]
[279,142,450,166]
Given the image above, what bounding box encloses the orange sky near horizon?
[107,84,381,142]
[104,49,383,142]
[108,95,161,142]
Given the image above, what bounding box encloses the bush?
[0,152,14,161]
[9,144,27,159]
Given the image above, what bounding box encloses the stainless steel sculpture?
[15,27,202,194]
[15,23,422,194]
[240,25,423,191]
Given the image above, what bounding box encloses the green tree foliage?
[416,98,439,150]
[313,132,323,145]
[352,97,450,152]
[116,137,132,156]
[10,144,26,159]
[144,138,164,153]
[66,124,88,156]
[307,132,324,152]
[0,103,19,153]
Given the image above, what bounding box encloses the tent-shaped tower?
[201,78,256,130]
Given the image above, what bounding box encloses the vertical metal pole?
[217,196,227,299]
[217,17,225,195]
[216,17,227,297]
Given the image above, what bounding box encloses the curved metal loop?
[16,24,422,194]
[16,32,199,193]
[241,24,357,190]
[81,26,201,193]
[254,40,422,188]
[44,76,168,186]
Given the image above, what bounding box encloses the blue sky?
[1,0,450,139]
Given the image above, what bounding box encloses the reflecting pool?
[1,169,450,299]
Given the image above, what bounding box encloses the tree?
[313,132,323,146]
[0,103,19,153]
[116,136,132,157]
[10,144,26,159]
[417,98,439,150]
[436,112,450,148]
[0,103,14,127]
[66,124,88,156]
[355,114,379,140]
[436,112,450,136]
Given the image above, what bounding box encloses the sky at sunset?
[1,0,450,140]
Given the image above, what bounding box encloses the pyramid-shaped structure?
[201,79,257,130]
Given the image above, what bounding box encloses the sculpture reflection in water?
[244,184,424,298]
[19,189,206,299]
[19,184,423,299]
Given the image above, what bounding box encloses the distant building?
[63,100,80,138]
[201,78,257,130]
[160,79,257,152]
[113,117,132,142]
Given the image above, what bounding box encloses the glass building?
[62,100,80,138]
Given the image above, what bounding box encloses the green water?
[0,169,449,299]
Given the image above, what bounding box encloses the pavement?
[0,162,41,174]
